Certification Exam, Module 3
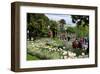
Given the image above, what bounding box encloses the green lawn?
[27,53,39,60]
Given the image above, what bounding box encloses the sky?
[45,14,76,27]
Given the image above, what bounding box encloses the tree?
[59,19,67,40]
[71,15,89,38]
[27,13,50,40]
[67,27,76,33]
[59,19,66,25]
[49,20,58,37]
[71,15,89,27]
[77,25,89,37]
[59,19,66,32]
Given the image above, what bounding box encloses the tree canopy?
[27,13,58,37]
[71,15,89,27]
[71,15,89,37]
[27,13,89,39]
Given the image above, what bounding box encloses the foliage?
[27,53,39,60]
[71,15,89,27]
[76,25,89,37]
[27,38,64,60]
[49,20,58,37]
[27,14,89,60]
[27,13,50,37]
[67,27,77,33]
[71,15,89,37]
[59,19,66,33]
[27,13,58,37]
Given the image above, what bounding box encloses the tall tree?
[59,19,66,32]
[71,15,89,27]
[71,15,89,37]
[27,13,50,39]
[49,20,58,37]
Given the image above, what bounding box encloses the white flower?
[68,51,76,58]
[63,47,66,49]
[82,52,85,56]
[73,53,76,57]
[59,48,63,51]
[63,51,67,55]
[60,48,63,51]
[32,45,35,47]
[51,48,54,51]
[57,49,60,51]
[53,48,56,51]
[49,48,52,50]
[63,56,68,59]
